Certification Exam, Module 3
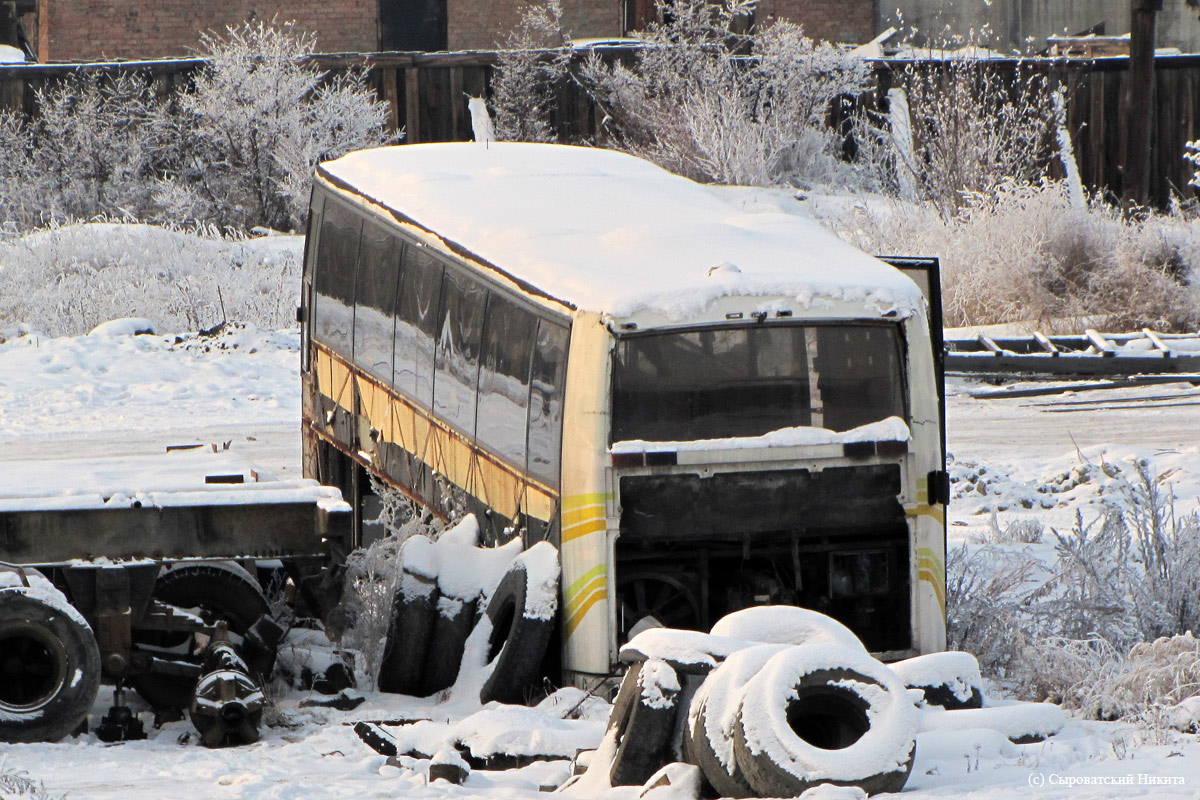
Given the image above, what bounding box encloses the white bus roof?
[319,143,924,322]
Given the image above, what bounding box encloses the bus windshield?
[611,323,906,442]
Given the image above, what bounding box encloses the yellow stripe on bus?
[564,588,607,638]
[562,492,610,511]
[566,575,607,618]
[905,503,945,525]
[916,546,946,613]
[562,517,606,543]
[311,344,560,525]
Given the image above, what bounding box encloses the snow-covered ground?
[4,326,1200,798]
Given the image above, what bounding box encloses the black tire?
[732,647,917,797]
[378,565,438,695]
[682,643,787,799]
[890,651,985,710]
[478,542,559,705]
[609,659,681,786]
[131,563,270,710]
[0,587,102,743]
[416,596,477,697]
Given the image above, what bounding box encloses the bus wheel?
[732,647,917,797]
[609,658,681,786]
[131,563,270,710]
[617,570,702,642]
[478,542,559,705]
[0,587,101,743]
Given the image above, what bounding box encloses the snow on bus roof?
[319,143,924,321]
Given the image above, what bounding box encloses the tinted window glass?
[612,324,905,442]
[433,270,487,436]
[477,294,536,467]
[813,326,905,432]
[393,244,444,408]
[528,320,568,485]
[312,201,361,358]
[353,222,402,381]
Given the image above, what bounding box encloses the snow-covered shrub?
[489,0,571,142]
[823,180,1200,331]
[0,764,65,800]
[579,0,870,186]
[0,74,164,230]
[159,20,389,232]
[0,223,301,336]
[944,543,1038,678]
[889,58,1059,217]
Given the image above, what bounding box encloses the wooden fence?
[2,49,1200,207]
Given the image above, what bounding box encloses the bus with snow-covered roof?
[300,142,947,687]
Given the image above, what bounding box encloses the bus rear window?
[611,324,905,443]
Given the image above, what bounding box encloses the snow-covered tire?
[683,644,788,798]
[0,587,101,743]
[917,703,1065,744]
[417,596,477,696]
[132,563,270,710]
[609,659,682,786]
[890,651,984,710]
[378,559,439,695]
[478,541,559,705]
[710,606,866,652]
[732,645,917,797]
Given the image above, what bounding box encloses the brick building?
[8,0,877,63]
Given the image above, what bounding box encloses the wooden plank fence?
[3,49,1200,208]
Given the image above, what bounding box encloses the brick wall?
[758,0,876,45]
[41,0,378,62]
[447,0,619,51]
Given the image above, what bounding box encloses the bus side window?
[477,294,536,468]
[300,194,324,374]
[312,201,361,359]
[394,244,444,409]
[433,270,487,437]
[352,222,403,382]
[527,320,568,486]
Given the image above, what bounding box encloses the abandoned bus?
[301,143,947,685]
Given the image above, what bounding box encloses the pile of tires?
[596,607,1007,798]
[377,518,560,705]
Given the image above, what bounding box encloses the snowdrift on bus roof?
[319,143,924,321]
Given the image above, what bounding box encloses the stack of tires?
[377,521,560,705]
[602,607,919,797]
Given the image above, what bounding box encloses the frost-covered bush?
[489,0,571,142]
[159,20,390,231]
[0,20,389,235]
[579,0,870,186]
[948,456,1200,716]
[0,223,301,336]
[0,74,165,230]
[890,60,1059,217]
[822,180,1200,331]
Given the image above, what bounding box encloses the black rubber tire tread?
[416,597,477,697]
[131,564,270,710]
[684,693,756,798]
[477,560,555,705]
[917,683,984,710]
[0,587,102,743]
[378,567,438,695]
[609,659,682,786]
[733,665,915,797]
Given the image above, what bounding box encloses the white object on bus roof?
[319,143,924,322]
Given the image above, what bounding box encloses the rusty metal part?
[189,667,264,748]
[188,624,264,747]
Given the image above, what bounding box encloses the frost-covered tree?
[489,0,571,142]
[160,20,389,231]
[0,74,163,230]
[579,0,870,186]
[892,59,1059,217]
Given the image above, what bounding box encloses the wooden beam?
[1124,0,1163,208]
